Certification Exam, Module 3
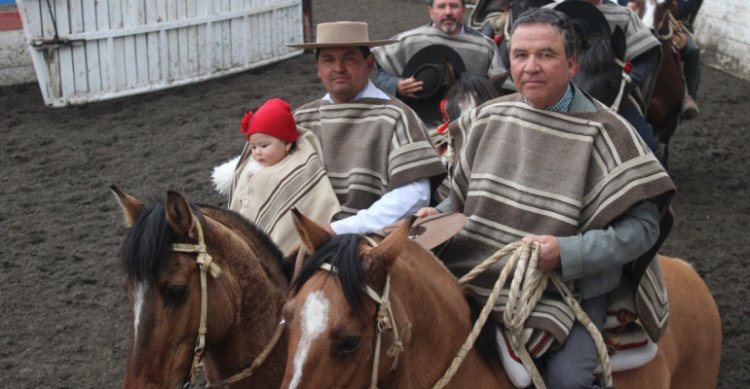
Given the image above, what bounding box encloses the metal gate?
[17,0,307,107]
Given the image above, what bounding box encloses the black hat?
[554,0,612,39]
[509,0,556,26]
[401,45,467,99]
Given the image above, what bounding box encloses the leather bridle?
[172,210,284,389]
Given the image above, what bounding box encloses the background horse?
[281,213,720,388]
[574,27,664,159]
[112,186,289,388]
[279,212,508,388]
[642,0,686,164]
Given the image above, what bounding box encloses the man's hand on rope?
[522,235,561,271]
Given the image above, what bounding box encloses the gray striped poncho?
[597,2,661,61]
[294,98,446,218]
[442,93,675,352]
[372,25,504,80]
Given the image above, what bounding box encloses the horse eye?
[163,285,187,305]
[335,336,361,355]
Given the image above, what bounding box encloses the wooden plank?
[176,0,187,77]
[144,0,160,83]
[82,0,101,94]
[96,0,112,92]
[166,0,179,80]
[69,0,89,94]
[186,0,198,75]
[16,0,51,103]
[54,0,76,99]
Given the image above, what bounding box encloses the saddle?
[376,212,466,250]
[497,279,663,388]
[497,309,658,388]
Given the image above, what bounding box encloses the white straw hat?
[288,21,397,49]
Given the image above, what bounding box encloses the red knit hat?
[240,98,298,142]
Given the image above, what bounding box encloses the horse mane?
[577,34,617,76]
[120,200,285,285]
[444,73,500,120]
[291,234,368,314]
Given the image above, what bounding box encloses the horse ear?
[110,185,144,227]
[291,208,331,278]
[365,215,415,272]
[165,190,197,240]
[612,26,627,62]
[291,208,330,251]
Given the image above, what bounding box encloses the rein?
[318,236,409,389]
[430,241,613,389]
[172,211,284,389]
[611,58,632,112]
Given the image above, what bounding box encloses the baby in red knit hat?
[240,98,300,168]
[212,98,340,255]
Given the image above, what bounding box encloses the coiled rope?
[431,241,613,389]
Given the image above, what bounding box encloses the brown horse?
[279,211,509,388]
[280,212,721,388]
[112,186,289,388]
[640,0,686,164]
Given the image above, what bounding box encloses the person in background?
[371,0,504,127]
[619,0,701,119]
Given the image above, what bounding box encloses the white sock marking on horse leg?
[133,282,146,351]
[288,291,329,389]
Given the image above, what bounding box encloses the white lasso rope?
[431,241,613,389]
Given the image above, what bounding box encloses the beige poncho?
[229,129,340,255]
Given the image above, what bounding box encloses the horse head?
[112,186,288,388]
[280,211,505,388]
[444,73,502,121]
[574,27,628,110]
[280,211,411,388]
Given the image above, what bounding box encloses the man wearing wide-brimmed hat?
[288,21,446,236]
[371,0,504,126]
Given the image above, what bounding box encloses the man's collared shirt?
[523,82,574,112]
[322,80,390,103]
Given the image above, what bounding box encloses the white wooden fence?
[693,0,750,81]
[17,0,306,107]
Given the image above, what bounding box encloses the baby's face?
[248,133,292,167]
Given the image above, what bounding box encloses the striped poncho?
[597,2,661,61]
[293,98,446,218]
[372,24,505,81]
[442,92,675,351]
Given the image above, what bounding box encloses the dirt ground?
[1,0,747,387]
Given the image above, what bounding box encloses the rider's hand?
[415,207,440,218]
[522,235,561,272]
[398,77,423,99]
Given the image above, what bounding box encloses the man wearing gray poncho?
[420,8,675,389]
